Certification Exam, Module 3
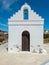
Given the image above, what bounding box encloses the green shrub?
[0,38,4,42]
[44,34,49,39]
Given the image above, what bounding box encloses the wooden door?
[22,31,30,51]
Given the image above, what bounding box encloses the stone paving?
[0,44,49,65]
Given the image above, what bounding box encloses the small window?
[24,9,28,20]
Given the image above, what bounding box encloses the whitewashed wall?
[8,3,44,53]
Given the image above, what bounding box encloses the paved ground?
[0,44,49,65]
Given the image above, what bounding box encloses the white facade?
[8,3,44,53]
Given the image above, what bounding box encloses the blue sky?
[0,0,49,31]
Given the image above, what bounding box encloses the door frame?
[22,30,30,51]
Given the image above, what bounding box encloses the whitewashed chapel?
[8,3,44,53]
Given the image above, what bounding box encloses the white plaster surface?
[8,3,44,52]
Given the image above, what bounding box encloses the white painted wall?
[8,24,44,52]
[8,3,44,53]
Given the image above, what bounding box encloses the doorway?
[22,31,30,51]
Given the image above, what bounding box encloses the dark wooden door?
[22,31,30,51]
